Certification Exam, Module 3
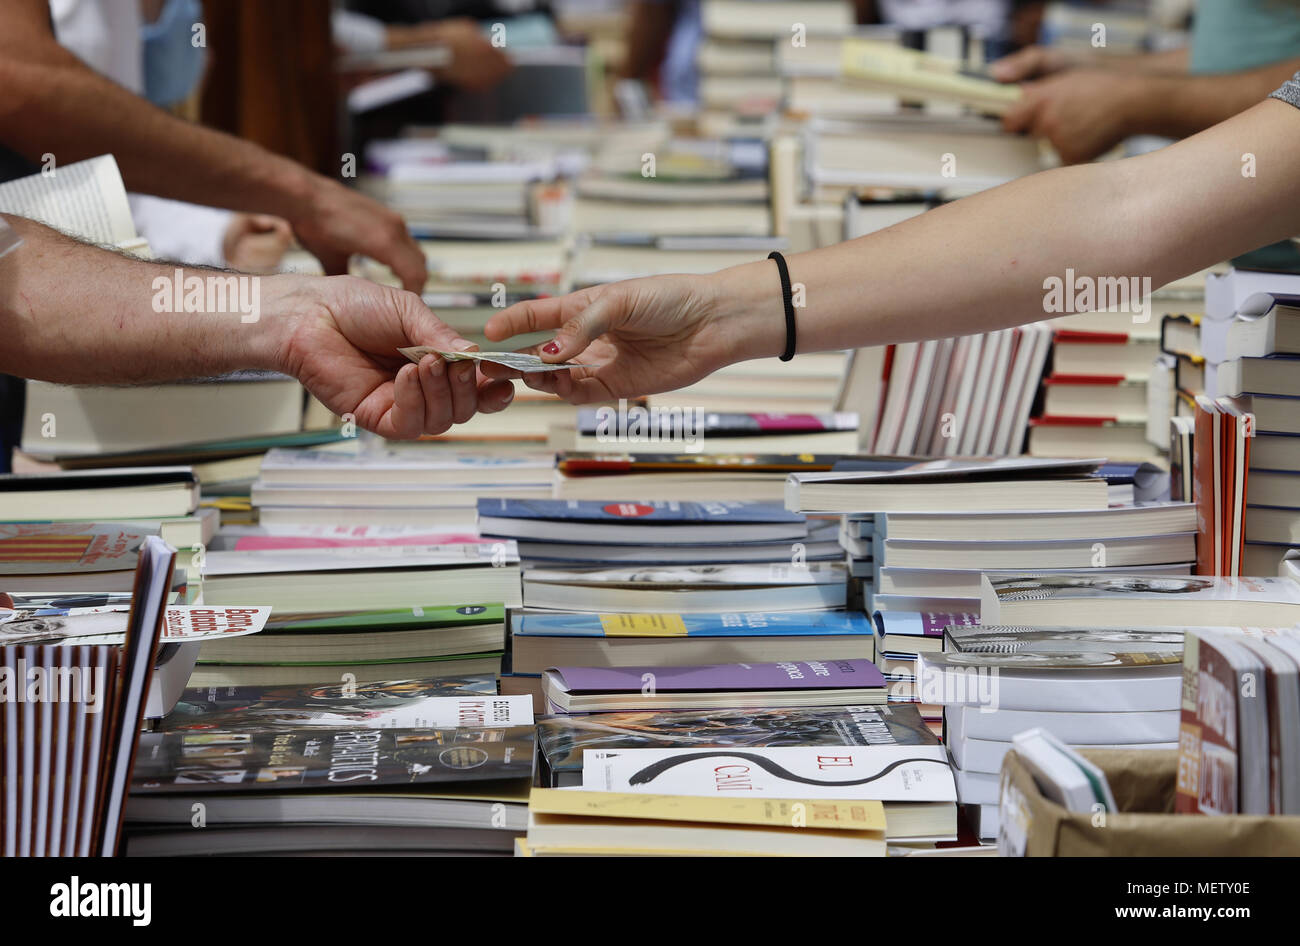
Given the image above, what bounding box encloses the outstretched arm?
[483,97,1300,403]
[0,216,513,439]
[0,0,426,290]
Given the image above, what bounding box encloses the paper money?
[398,347,595,372]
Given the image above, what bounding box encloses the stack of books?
[3,535,174,856]
[248,444,553,528]
[191,539,520,688]
[125,677,535,855]
[532,701,956,844]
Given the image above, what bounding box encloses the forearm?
[0,216,296,384]
[1126,59,1300,140]
[712,100,1300,362]
[0,56,321,223]
[0,0,317,219]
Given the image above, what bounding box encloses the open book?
[841,38,1022,115]
[0,154,148,254]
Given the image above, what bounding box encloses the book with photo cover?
[155,674,502,733]
[943,624,1184,657]
[537,703,938,786]
[131,726,535,793]
[980,573,1300,627]
[0,594,270,647]
[1176,628,1270,815]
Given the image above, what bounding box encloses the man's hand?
[288,176,428,292]
[273,275,515,438]
[1002,70,1145,164]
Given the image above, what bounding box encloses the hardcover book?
[132,726,535,793]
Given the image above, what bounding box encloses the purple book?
[549,659,885,694]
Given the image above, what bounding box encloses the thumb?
[540,291,619,362]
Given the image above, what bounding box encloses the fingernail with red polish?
[542,341,561,355]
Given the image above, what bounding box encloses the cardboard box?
[999,748,1300,856]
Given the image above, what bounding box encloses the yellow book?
[529,788,886,832]
[841,39,1021,115]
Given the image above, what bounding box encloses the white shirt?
[51,0,232,266]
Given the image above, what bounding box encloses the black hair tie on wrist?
[768,251,797,362]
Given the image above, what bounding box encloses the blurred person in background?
[993,0,1300,163]
[52,0,295,272]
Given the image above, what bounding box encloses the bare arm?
[484,99,1300,402]
[0,0,426,289]
[0,216,513,438]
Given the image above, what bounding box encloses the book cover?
[550,659,885,694]
[0,596,270,647]
[513,609,872,639]
[155,675,501,733]
[582,744,955,801]
[1177,631,1247,814]
[557,452,843,475]
[0,522,157,575]
[522,563,845,589]
[874,611,978,640]
[538,703,938,779]
[264,603,504,633]
[575,410,857,437]
[922,648,1182,671]
[132,726,535,793]
[477,498,804,525]
[985,573,1300,607]
[945,625,1184,657]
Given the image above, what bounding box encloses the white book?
[896,340,940,454]
[958,330,1004,455]
[974,328,1016,454]
[917,652,1181,712]
[952,735,1176,775]
[946,704,1180,744]
[916,337,956,453]
[581,744,955,801]
[873,342,919,454]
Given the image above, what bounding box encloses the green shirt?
[1190,0,1300,74]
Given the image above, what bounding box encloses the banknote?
[398,346,595,372]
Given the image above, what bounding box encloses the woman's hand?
[481,273,771,403]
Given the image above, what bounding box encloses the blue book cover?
[477,498,804,524]
[512,610,873,638]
